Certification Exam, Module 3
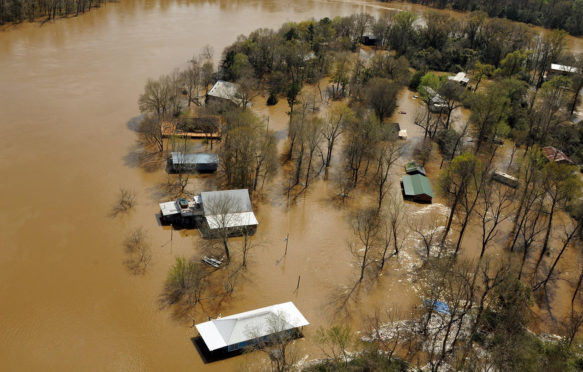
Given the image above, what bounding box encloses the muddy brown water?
[1,1,582,371]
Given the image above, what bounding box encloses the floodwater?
[0,1,582,371]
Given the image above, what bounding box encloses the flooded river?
[1,1,582,371]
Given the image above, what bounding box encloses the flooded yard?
[1,0,583,371]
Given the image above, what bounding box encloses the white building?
[196,302,309,353]
[448,72,470,86]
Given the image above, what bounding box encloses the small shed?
[398,129,408,140]
[542,146,574,165]
[200,189,258,236]
[206,80,242,106]
[196,302,309,353]
[550,63,579,75]
[361,33,378,46]
[168,152,219,173]
[424,87,448,113]
[491,170,519,188]
[405,161,426,176]
[448,72,470,86]
[401,174,433,203]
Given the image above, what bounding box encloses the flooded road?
[1,1,582,371]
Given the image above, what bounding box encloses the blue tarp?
[422,299,451,315]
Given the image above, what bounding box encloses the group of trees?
[389,0,583,36]
[0,0,109,24]
[131,9,583,370]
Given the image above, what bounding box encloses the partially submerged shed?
[200,189,258,236]
[448,72,470,86]
[196,302,309,353]
[542,146,574,165]
[206,80,242,107]
[168,152,219,173]
[401,174,433,203]
[405,161,426,176]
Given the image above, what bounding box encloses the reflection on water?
[1,1,582,370]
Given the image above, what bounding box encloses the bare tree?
[322,103,353,168]
[248,311,301,372]
[123,227,151,275]
[373,141,402,211]
[476,181,515,259]
[182,59,201,107]
[111,187,136,217]
[352,208,380,282]
[137,114,165,153]
[203,193,241,262]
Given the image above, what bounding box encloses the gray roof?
[170,152,218,165]
[207,80,242,105]
[201,189,253,215]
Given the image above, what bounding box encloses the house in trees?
[401,174,433,203]
[206,80,242,107]
[549,63,579,76]
[542,146,574,165]
[167,152,219,173]
[425,87,448,113]
[491,170,519,188]
[447,72,470,87]
[195,302,309,355]
[405,161,426,176]
[159,189,258,235]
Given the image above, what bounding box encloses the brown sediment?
[1,1,583,371]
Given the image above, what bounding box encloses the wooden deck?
[161,121,221,140]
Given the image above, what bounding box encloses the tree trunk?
[534,198,557,275]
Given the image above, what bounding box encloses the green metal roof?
[402,174,433,197]
[405,161,426,176]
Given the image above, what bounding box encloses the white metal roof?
[205,211,258,230]
[207,80,242,105]
[551,63,579,74]
[196,302,309,351]
[201,189,253,214]
[159,201,179,216]
[448,72,470,84]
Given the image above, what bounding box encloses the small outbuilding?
[206,80,242,107]
[401,174,433,203]
[195,302,309,354]
[168,152,219,173]
[448,72,470,86]
[200,189,258,237]
[542,146,574,165]
[405,161,426,176]
[398,129,408,140]
[491,170,519,188]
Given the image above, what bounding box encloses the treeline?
[392,0,583,36]
[0,0,109,24]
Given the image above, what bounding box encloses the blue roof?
[423,299,450,315]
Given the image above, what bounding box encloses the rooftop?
[207,80,242,105]
[170,152,219,165]
[195,302,309,351]
[551,63,579,74]
[402,174,433,197]
[201,189,253,215]
[448,72,470,84]
[542,146,573,164]
[206,211,258,230]
[405,161,426,176]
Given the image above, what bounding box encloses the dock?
[161,121,221,140]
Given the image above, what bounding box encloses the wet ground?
[1,1,582,370]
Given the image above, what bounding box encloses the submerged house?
[167,152,219,173]
[423,87,448,113]
[196,302,309,354]
[401,174,433,203]
[542,146,574,165]
[159,189,258,235]
[448,72,470,86]
[491,170,519,189]
[206,80,242,107]
[405,161,426,176]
